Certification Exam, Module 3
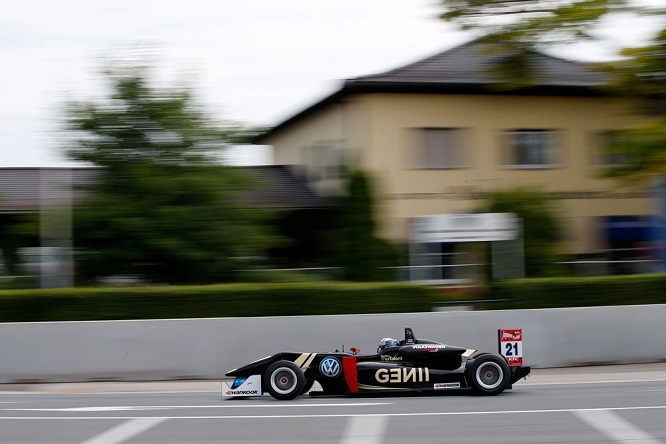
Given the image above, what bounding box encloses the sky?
[1,0,662,167]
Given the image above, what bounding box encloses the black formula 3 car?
[222,327,531,400]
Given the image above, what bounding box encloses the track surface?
[1,365,666,443]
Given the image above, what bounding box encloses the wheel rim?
[475,362,503,390]
[270,367,298,395]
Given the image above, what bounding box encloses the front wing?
[222,374,262,398]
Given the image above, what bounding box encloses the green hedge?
[487,274,666,309]
[4,275,666,322]
[0,282,433,322]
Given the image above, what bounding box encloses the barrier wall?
[1,304,665,383]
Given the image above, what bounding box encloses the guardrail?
[1,304,665,383]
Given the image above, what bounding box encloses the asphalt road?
[1,364,666,443]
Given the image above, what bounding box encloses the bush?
[0,282,433,322]
[484,187,564,277]
[487,274,666,309]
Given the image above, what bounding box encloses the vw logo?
[319,357,341,378]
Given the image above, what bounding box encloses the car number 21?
[505,342,518,356]
[504,341,522,356]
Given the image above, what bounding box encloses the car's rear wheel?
[264,361,305,400]
[467,354,510,395]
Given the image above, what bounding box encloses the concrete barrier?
[1,304,665,383]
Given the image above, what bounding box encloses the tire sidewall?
[301,378,315,395]
[264,360,306,400]
[467,354,510,395]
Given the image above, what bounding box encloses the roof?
[0,165,325,213]
[0,168,98,213]
[346,39,606,90]
[254,39,608,144]
[239,165,325,208]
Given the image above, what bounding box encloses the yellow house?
[255,40,651,280]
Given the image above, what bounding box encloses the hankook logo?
[226,390,259,395]
[434,382,460,390]
[319,357,341,378]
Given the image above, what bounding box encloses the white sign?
[499,329,523,366]
[411,213,518,243]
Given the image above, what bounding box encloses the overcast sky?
[1,0,662,167]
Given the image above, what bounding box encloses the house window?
[501,129,561,168]
[592,131,633,168]
[414,128,466,169]
[308,142,345,180]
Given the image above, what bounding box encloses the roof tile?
[0,166,324,213]
[348,39,605,88]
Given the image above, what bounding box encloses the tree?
[484,188,564,277]
[65,58,279,284]
[335,171,397,281]
[441,0,636,85]
[439,0,666,177]
[440,0,631,45]
[601,29,666,179]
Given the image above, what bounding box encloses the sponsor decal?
[222,374,262,398]
[380,355,403,361]
[225,389,260,396]
[375,367,430,384]
[501,331,522,341]
[319,357,341,378]
[434,382,461,390]
[411,344,446,351]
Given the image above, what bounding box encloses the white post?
[39,168,73,288]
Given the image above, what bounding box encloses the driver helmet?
[377,337,399,353]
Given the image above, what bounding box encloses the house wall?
[266,93,649,256]
[270,100,369,196]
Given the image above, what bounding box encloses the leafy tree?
[439,0,666,178]
[65,59,279,284]
[336,171,397,281]
[600,29,666,179]
[440,0,634,86]
[484,188,564,277]
[440,0,631,47]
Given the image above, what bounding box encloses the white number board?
[499,329,523,366]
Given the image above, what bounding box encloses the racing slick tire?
[467,354,511,395]
[264,361,305,400]
[301,379,315,395]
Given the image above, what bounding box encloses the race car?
[223,327,531,400]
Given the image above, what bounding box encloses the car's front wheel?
[301,379,315,395]
[264,361,305,400]
[467,354,510,395]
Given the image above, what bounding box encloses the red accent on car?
[342,356,358,393]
